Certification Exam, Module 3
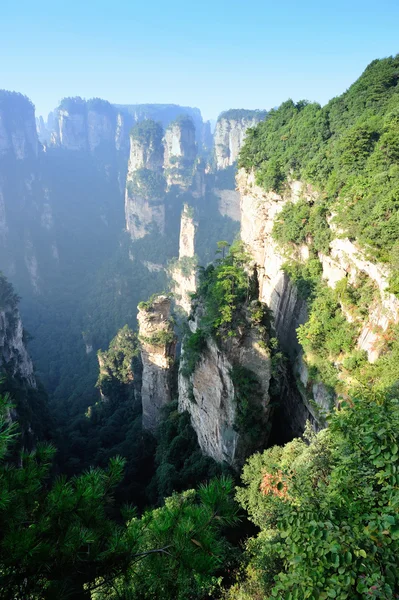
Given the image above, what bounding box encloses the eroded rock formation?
[178,309,271,467]
[125,120,166,239]
[213,110,266,170]
[138,295,176,431]
[0,274,36,388]
[237,169,399,423]
[170,204,197,314]
[163,117,197,188]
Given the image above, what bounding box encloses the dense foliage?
[194,241,253,337]
[0,90,35,128]
[239,55,399,261]
[127,167,166,200]
[130,119,164,147]
[218,109,268,122]
[148,401,229,504]
[0,394,239,599]
[230,395,399,599]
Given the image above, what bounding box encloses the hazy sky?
[1,0,398,121]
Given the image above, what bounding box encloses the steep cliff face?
[237,170,334,423]
[47,98,130,154]
[237,168,399,420]
[0,92,53,294]
[178,309,271,467]
[115,103,205,145]
[0,275,36,388]
[213,110,267,170]
[319,239,399,363]
[0,91,38,159]
[170,205,197,314]
[138,295,176,431]
[125,120,166,239]
[238,171,308,356]
[163,117,197,188]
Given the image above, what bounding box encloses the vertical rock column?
[170,204,197,315]
[138,295,177,431]
[163,116,197,189]
[125,120,166,239]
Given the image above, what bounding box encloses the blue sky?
[1,0,398,121]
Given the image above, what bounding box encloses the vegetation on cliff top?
[218,109,268,122]
[130,119,164,146]
[239,55,399,261]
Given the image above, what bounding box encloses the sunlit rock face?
[124,120,166,239]
[238,170,332,424]
[237,168,399,426]
[170,204,197,315]
[213,110,267,170]
[138,295,176,432]
[178,311,271,468]
[319,238,399,363]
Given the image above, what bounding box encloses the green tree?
[230,395,399,599]
[0,395,239,599]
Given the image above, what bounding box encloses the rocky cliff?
[213,109,267,170]
[42,97,130,154]
[0,91,38,159]
[163,116,197,188]
[115,103,205,147]
[138,295,177,431]
[178,305,271,467]
[125,120,166,239]
[237,169,399,421]
[170,204,197,314]
[0,273,36,388]
[0,92,55,293]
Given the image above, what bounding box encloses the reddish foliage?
[260,470,289,499]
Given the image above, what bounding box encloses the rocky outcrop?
[138,296,177,431]
[238,171,309,356]
[125,120,166,239]
[178,310,271,467]
[319,239,399,363]
[170,204,197,314]
[163,117,197,188]
[237,170,331,425]
[115,104,204,146]
[0,274,36,388]
[46,98,131,154]
[0,92,38,159]
[238,168,399,424]
[214,110,266,170]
